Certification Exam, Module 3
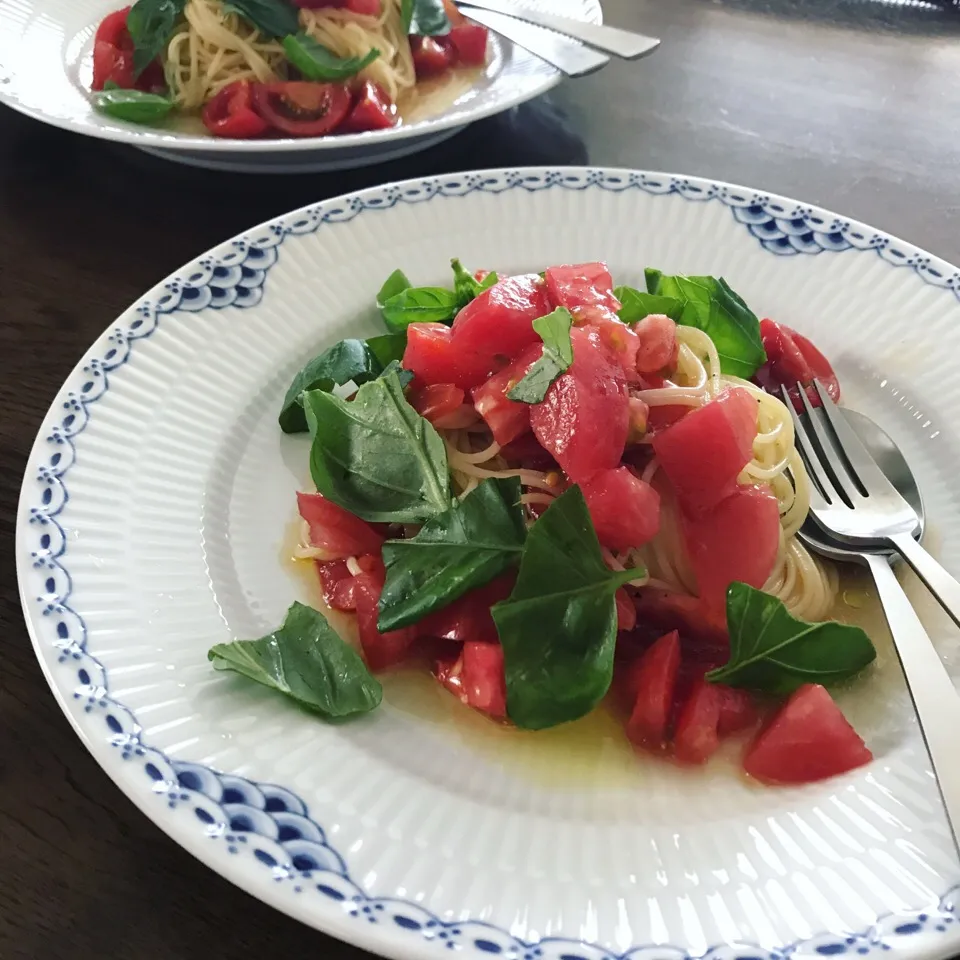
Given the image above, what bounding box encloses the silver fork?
[787,382,960,854]
[787,380,960,630]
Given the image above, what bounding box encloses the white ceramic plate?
[0,0,599,173]
[18,167,960,960]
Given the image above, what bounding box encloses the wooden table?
[4,0,960,955]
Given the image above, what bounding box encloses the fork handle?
[889,532,960,631]
[866,553,960,855]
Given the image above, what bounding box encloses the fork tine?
[810,379,904,501]
[797,379,864,505]
[778,384,840,506]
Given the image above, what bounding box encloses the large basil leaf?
[208,602,381,718]
[224,0,300,38]
[283,34,380,81]
[126,0,186,74]
[381,286,458,332]
[492,486,637,730]
[707,582,876,694]
[451,258,497,311]
[614,285,685,324]
[303,368,450,523]
[377,268,411,310]
[507,307,573,404]
[378,478,526,631]
[93,87,174,123]
[644,269,766,378]
[401,0,451,35]
[278,333,407,434]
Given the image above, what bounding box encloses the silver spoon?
[798,409,960,858]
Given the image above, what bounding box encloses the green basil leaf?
[614,285,685,324]
[451,258,497,311]
[92,88,174,124]
[381,286,458,332]
[283,33,380,81]
[507,307,574,404]
[208,601,381,718]
[366,332,407,368]
[645,269,766,378]
[127,0,185,75]
[492,486,637,730]
[379,359,415,390]
[280,339,384,434]
[707,582,877,695]
[377,268,411,310]
[303,368,450,523]
[224,0,300,38]
[378,478,526,631]
[402,0,451,35]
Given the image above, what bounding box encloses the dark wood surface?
[4,1,960,956]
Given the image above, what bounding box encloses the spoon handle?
[866,553,960,857]
[890,532,960,631]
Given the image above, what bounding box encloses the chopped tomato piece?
[633,314,679,375]
[461,642,507,718]
[530,327,629,483]
[645,402,689,434]
[202,80,268,138]
[544,262,621,324]
[448,23,488,66]
[451,274,551,384]
[673,678,721,764]
[315,559,359,612]
[410,382,465,426]
[353,568,417,671]
[340,81,397,133]
[419,574,514,643]
[633,590,730,650]
[744,684,872,784]
[716,685,760,736]
[682,483,780,614]
[403,322,489,390]
[625,630,681,748]
[754,319,841,411]
[297,491,384,558]
[411,36,455,77]
[471,344,540,446]
[615,588,637,632]
[651,387,758,516]
[581,467,660,551]
[92,7,165,92]
[252,82,351,137]
[587,317,641,379]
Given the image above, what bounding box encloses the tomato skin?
[92,6,165,93]
[434,641,507,719]
[449,23,488,65]
[651,387,758,516]
[422,574,514,643]
[316,559,360,612]
[544,262,621,324]
[403,322,491,391]
[252,82,351,137]
[530,327,629,483]
[633,589,729,650]
[452,273,551,383]
[755,319,841,411]
[673,678,722,764]
[682,484,781,615]
[625,630,681,748]
[297,491,384,558]
[716,685,760,737]
[411,36,455,77]
[588,317,641,380]
[581,467,660,551]
[633,314,679,375]
[340,81,397,133]
[410,382,465,426]
[471,344,540,446]
[202,80,269,138]
[744,684,872,784]
[353,568,417,671]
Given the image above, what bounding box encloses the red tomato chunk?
[581,467,660,551]
[633,314,679,375]
[744,684,872,784]
[297,491,384,558]
[471,344,540,445]
[625,630,681,748]
[545,262,621,324]
[651,386,758,516]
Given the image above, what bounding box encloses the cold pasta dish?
[208,260,878,787]
[89,0,487,137]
